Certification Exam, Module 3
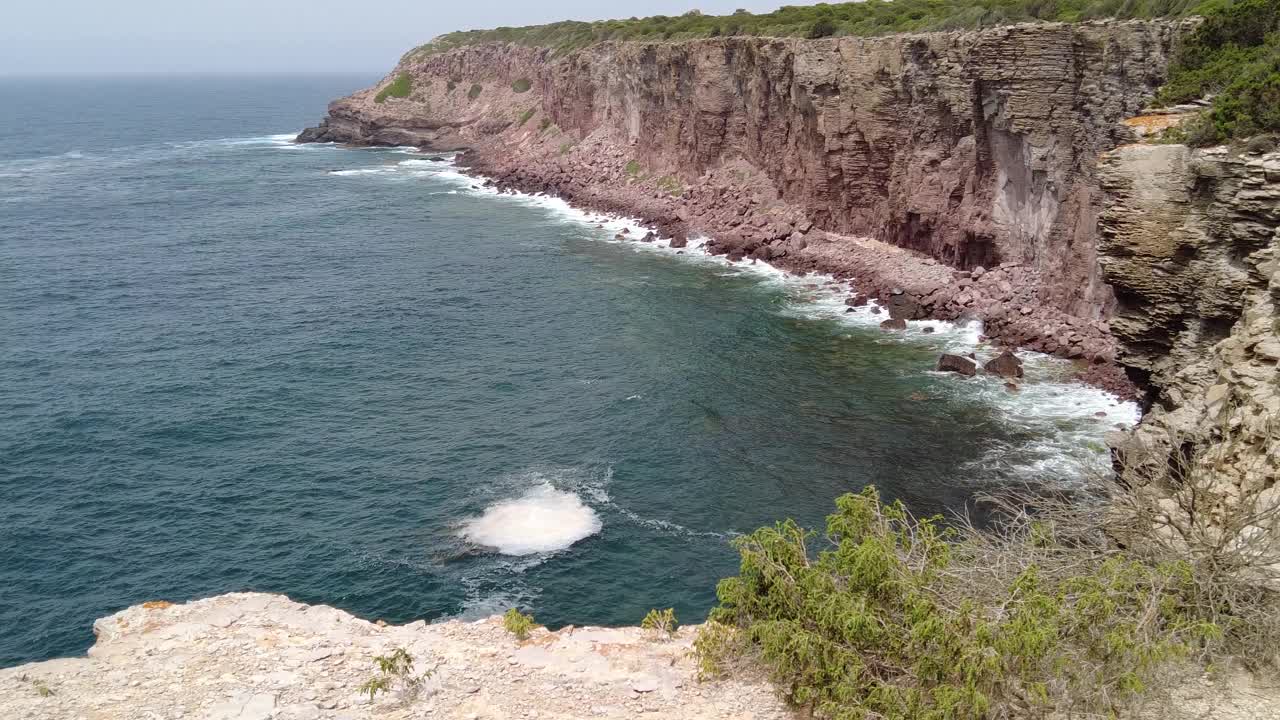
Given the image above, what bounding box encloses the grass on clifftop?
[405,0,1209,59]
[696,485,1275,718]
[374,72,413,103]
[400,0,1280,142]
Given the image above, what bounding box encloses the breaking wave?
[459,483,602,556]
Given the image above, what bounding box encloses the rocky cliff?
[1099,144,1279,580]
[298,17,1278,544]
[300,20,1185,386]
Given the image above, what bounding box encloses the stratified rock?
[1100,144,1280,585]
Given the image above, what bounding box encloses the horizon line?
[0,69,386,78]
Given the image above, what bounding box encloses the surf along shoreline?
[301,125,1137,403]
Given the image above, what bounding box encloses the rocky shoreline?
[450,138,1134,395]
[293,23,1192,399]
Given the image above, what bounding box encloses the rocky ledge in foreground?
[0,593,791,720]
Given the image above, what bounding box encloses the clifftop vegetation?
[406,0,1204,59]
[403,0,1278,142]
[1159,0,1280,143]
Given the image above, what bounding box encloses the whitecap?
[459,483,601,556]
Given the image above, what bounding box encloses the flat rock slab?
[0,593,794,720]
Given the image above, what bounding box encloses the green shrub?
[357,647,428,702]
[468,83,483,100]
[374,73,413,104]
[1245,133,1279,152]
[446,79,458,92]
[512,77,533,93]
[808,18,839,38]
[641,607,678,637]
[698,486,1224,719]
[1158,0,1280,143]
[503,608,536,640]
[517,108,536,127]
[402,0,1224,60]
[539,117,553,131]
[624,159,642,177]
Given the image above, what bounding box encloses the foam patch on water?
[460,483,602,556]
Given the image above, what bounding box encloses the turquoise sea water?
[0,75,1137,667]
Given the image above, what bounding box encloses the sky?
[0,1,809,75]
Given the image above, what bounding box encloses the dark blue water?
[0,75,1136,667]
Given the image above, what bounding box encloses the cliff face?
[1099,145,1279,576]
[301,20,1182,324]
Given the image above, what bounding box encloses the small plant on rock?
[656,174,683,196]
[19,674,53,697]
[467,83,483,100]
[641,607,678,638]
[503,608,537,640]
[357,647,427,702]
[512,77,532,93]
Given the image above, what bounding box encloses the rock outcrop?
[1099,144,1280,583]
[937,353,979,376]
[5,593,1277,720]
[0,594,790,720]
[298,20,1188,394]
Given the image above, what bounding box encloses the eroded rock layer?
[1099,144,1280,578]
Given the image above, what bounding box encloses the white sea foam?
[319,151,1141,484]
[460,483,602,556]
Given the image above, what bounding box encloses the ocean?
[0,74,1137,667]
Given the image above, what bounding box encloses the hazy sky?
[1,1,807,75]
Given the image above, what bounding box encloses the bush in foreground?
[694,486,1268,719]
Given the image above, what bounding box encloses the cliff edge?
[3,594,1276,720]
[0,593,790,720]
